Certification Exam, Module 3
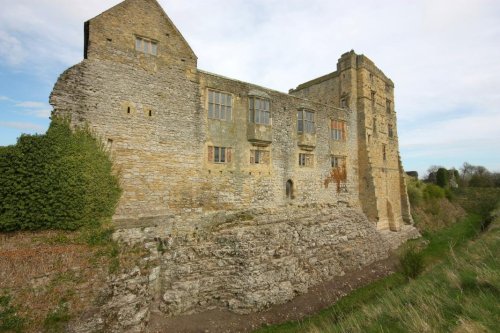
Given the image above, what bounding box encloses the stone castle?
[49,0,418,328]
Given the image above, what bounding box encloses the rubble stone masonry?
[49,0,418,327]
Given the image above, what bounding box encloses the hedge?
[0,118,121,232]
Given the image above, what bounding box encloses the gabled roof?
[87,0,197,60]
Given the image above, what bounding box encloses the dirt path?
[147,256,398,333]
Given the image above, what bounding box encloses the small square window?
[250,150,270,164]
[299,153,314,167]
[135,36,158,56]
[331,156,346,168]
[208,146,232,164]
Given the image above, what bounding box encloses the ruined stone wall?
[50,59,204,225]
[46,1,422,331]
[290,51,412,231]
[51,57,362,226]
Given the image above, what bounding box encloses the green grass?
[0,294,26,333]
[255,212,499,333]
[420,214,483,264]
[43,301,71,333]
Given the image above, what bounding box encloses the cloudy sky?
[1,0,499,176]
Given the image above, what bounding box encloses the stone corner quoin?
[48,0,418,322]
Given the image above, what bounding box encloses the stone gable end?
[85,0,197,68]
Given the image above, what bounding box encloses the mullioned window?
[249,97,270,125]
[208,146,232,163]
[331,119,347,141]
[208,90,232,121]
[297,110,315,133]
[135,36,157,55]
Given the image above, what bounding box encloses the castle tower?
[290,51,412,231]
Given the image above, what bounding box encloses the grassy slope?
[256,202,499,332]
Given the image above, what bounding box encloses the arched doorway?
[286,179,294,199]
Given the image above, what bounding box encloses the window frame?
[297,109,315,134]
[208,90,232,121]
[248,97,271,125]
[298,153,314,167]
[330,119,347,141]
[331,155,346,168]
[135,36,158,56]
[388,124,394,138]
[208,146,232,164]
[250,149,270,165]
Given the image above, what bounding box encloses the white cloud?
[0,31,25,66]
[0,96,10,101]
[15,101,46,108]
[12,100,52,119]
[0,121,44,131]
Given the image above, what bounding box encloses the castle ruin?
[49,0,418,329]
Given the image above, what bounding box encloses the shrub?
[399,244,424,280]
[436,168,449,188]
[407,185,423,207]
[406,178,424,207]
[423,184,445,200]
[0,118,121,232]
[445,188,454,200]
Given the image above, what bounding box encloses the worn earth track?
[147,255,397,333]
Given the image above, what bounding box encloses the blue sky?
[1,0,499,177]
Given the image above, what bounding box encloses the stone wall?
[51,51,360,227]
[85,0,196,68]
[66,204,412,332]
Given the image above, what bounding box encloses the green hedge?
[0,118,121,232]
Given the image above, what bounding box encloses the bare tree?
[460,162,475,182]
